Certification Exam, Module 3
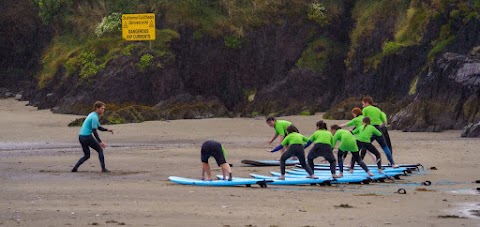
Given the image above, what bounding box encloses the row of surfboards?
[168,160,423,187]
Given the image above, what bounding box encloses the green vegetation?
[95,12,122,37]
[224,35,243,49]
[408,75,419,95]
[160,0,321,38]
[394,2,432,46]
[428,36,455,63]
[347,0,409,69]
[35,0,326,90]
[138,53,154,70]
[349,0,480,71]
[307,3,328,27]
[299,110,312,116]
[296,37,344,73]
[33,0,73,24]
[78,49,102,79]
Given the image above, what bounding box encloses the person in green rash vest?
[361,96,398,168]
[340,107,377,163]
[340,107,364,130]
[269,125,316,180]
[352,117,384,174]
[304,120,338,178]
[200,140,232,181]
[330,124,374,177]
[266,116,293,157]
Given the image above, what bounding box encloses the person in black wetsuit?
[201,140,232,181]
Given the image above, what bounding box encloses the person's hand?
[266,149,272,153]
[100,142,106,149]
[267,141,272,145]
[108,129,114,134]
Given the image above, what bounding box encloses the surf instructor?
[72,101,113,173]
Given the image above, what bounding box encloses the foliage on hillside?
[33,0,330,89]
[347,0,480,72]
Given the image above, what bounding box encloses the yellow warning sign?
[122,13,156,41]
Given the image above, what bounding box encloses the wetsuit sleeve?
[98,126,109,131]
[92,129,102,143]
[271,145,284,153]
[304,140,313,148]
[351,127,359,135]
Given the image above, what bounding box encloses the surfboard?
[269,171,387,181]
[247,174,334,185]
[290,167,408,174]
[241,159,300,166]
[300,165,410,174]
[249,173,369,184]
[284,169,401,180]
[168,176,272,187]
[299,163,423,171]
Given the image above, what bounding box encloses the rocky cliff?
[1,1,480,137]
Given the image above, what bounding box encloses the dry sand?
[0,98,479,227]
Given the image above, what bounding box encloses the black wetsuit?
[200,140,226,166]
[307,143,336,175]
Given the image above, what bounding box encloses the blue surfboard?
[250,173,368,184]
[247,174,334,185]
[269,171,386,181]
[290,167,407,174]
[300,163,423,171]
[168,176,272,187]
[241,159,300,166]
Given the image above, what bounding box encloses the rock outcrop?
[390,52,480,132]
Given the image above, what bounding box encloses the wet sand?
[0,98,479,227]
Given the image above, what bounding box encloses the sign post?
[122,13,156,41]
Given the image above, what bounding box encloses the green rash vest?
[281,132,309,146]
[352,125,382,143]
[362,105,386,125]
[221,146,226,159]
[309,129,334,147]
[274,120,292,136]
[332,129,358,152]
[346,115,364,129]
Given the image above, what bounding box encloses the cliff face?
[390,51,480,132]
[0,0,50,92]
[26,7,322,119]
[2,1,480,135]
[388,18,480,133]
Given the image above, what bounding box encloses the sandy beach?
[0,98,479,227]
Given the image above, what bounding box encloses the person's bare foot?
[307,175,318,179]
[278,176,285,180]
[378,169,384,174]
[367,171,374,177]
